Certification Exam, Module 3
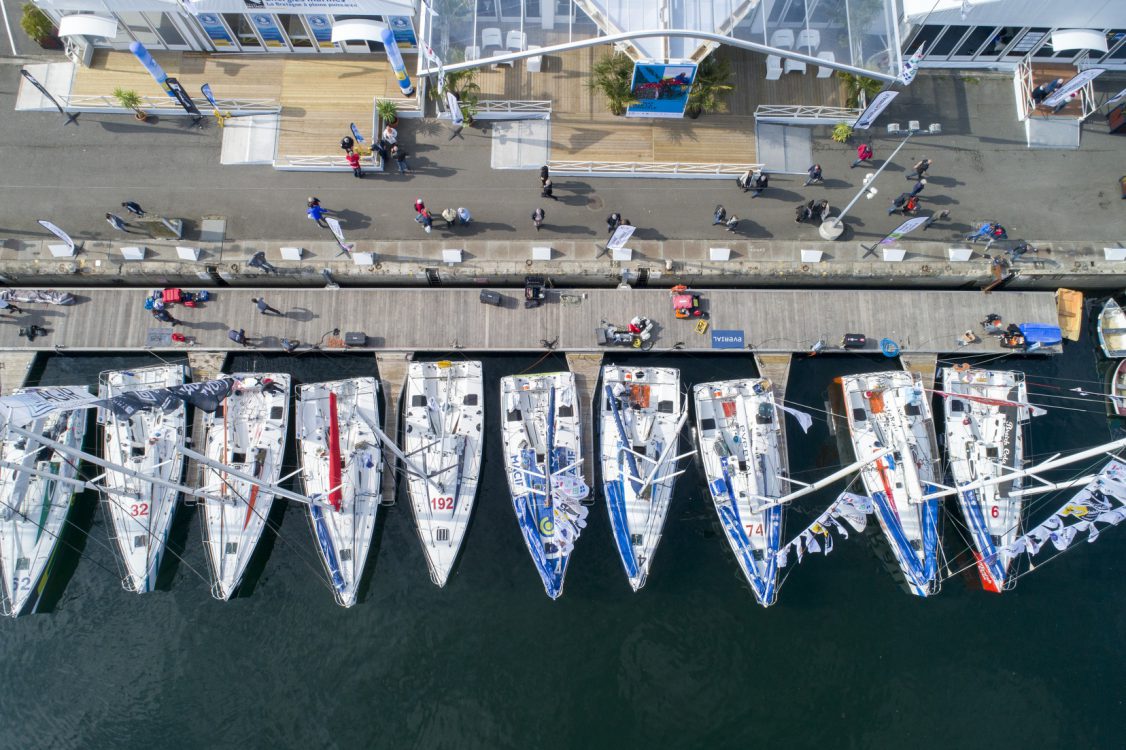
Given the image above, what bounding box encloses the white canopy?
[58,14,118,39]
[330,19,386,44]
[185,0,414,15]
[1051,29,1109,53]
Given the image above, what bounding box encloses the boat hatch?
[463,393,479,406]
[950,400,966,413]
[131,445,145,459]
[506,409,522,422]
[630,533,643,546]
[536,453,545,464]
[657,400,675,414]
[133,535,145,548]
[436,528,450,542]
[986,446,1000,459]
[852,408,867,422]
[991,534,1002,545]
[633,444,646,455]
[232,451,247,464]
[339,548,352,561]
[699,418,716,432]
[756,403,773,424]
[910,539,922,551]
[411,395,427,407]
[270,406,284,420]
[738,460,748,472]
[904,403,921,417]
[225,542,238,554]
[628,385,651,408]
[558,405,574,417]
[15,557,29,570]
[751,549,763,561]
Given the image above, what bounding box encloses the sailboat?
[940,367,1032,592]
[840,371,943,597]
[402,360,484,587]
[199,374,290,600]
[694,378,787,606]
[1097,297,1126,358]
[296,377,383,607]
[1109,360,1126,418]
[501,371,590,599]
[98,364,189,594]
[600,366,688,592]
[0,387,89,617]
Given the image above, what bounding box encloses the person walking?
[804,164,823,186]
[252,297,283,316]
[906,158,932,180]
[151,306,180,326]
[540,165,550,182]
[441,208,458,229]
[922,209,950,230]
[903,195,919,215]
[105,213,129,232]
[712,205,727,225]
[414,198,426,216]
[248,251,279,274]
[346,150,363,178]
[888,192,908,215]
[122,201,145,217]
[724,214,740,232]
[814,199,831,223]
[340,135,354,154]
[531,207,545,231]
[0,299,24,315]
[307,202,328,227]
[606,212,622,234]
[748,171,768,197]
[417,208,434,233]
[908,178,927,198]
[541,178,558,200]
[390,144,412,174]
[228,328,253,347]
[457,207,473,225]
[851,142,873,168]
[737,168,753,192]
[794,203,812,223]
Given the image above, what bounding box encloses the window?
[118,12,160,46]
[143,12,186,47]
[905,25,946,56]
[223,14,262,48]
[929,26,969,57]
[280,14,312,48]
[954,26,997,57]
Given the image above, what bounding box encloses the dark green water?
[2,331,1123,749]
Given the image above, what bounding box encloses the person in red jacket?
[346,150,362,178]
[851,142,873,168]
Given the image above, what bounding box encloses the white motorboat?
[98,364,189,594]
[940,367,1031,593]
[694,378,787,606]
[501,371,590,599]
[1097,297,1126,358]
[297,377,383,607]
[0,387,89,616]
[600,365,687,592]
[840,371,943,597]
[199,373,290,600]
[402,360,483,587]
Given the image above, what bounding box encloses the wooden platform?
[0,288,1060,356]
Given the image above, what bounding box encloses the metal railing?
[55,94,279,115]
[476,100,552,114]
[548,160,764,178]
[274,154,380,171]
[754,104,862,123]
[374,96,423,119]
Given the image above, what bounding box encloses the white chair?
[816,50,835,78]
[796,29,821,53]
[465,45,480,61]
[770,29,794,49]
[506,30,527,52]
[481,27,502,53]
[784,58,807,75]
[765,55,783,80]
[526,44,543,73]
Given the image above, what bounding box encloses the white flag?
[898,44,925,86]
[776,403,814,433]
[324,216,347,246]
[38,220,75,252]
[1043,69,1106,108]
[776,545,790,569]
[446,91,464,127]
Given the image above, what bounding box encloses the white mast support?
[0,457,191,506]
[760,447,894,509]
[369,423,445,495]
[635,413,692,497]
[922,438,1126,500]
[5,423,228,506]
[176,443,316,506]
[1009,473,1100,498]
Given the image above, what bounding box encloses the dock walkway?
[0,288,1060,356]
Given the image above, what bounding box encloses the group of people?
[338,121,411,177]
[737,169,769,196]
[105,201,147,232]
[1030,78,1076,113]
[414,198,473,233]
[795,199,830,224]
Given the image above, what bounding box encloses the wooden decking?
[0,288,1059,356]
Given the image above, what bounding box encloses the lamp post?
[818,130,916,240]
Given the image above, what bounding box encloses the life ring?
[880,338,900,357]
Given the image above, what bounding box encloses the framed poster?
[626,63,697,119]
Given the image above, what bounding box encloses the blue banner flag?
[711,330,745,349]
[350,123,365,143]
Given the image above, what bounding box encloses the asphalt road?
[0,59,1123,246]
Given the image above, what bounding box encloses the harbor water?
[1,325,1123,748]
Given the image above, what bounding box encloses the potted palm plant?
[587,51,638,116]
[429,66,481,125]
[113,87,149,121]
[376,99,399,128]
[685,53,734,119]
[20,3,60,49]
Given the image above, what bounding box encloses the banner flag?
[129,41,169,86]
[446,92,464,127]
[20,70,65,115]
[0,387,96,428]
[1043,69,1106,108]
[350,123,365,143]
[776,492,872,568]
[880,216,930,245]
[164,78,202,117]
[325,217,346,246]
[898,44,925,86]
[853,90,898,130]
[37,220,75,252]
[379,26,414,96]
[1107,86,1126,109]
[200,83,219,110]
[95,379,234,419]
[607,225,636,250]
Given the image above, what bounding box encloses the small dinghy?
[1098,298,1126,358]
[600,366,687,591]
[403,360,484,587]
[1110,360,1126,418]
[840,371,943,597]
[98,364,189,594]
[0,387,89,616]
[297,377,383,607]
[940,367,1033,592]
[694,378,787,606]
[501,371,590,599]
[199,374,290,600]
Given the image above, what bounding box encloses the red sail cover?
[328,390,343,511]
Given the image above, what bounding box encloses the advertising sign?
[607,225,636,250]
[880,216,930,245]
[196,14,234,47]
[711,330,745,350]
[306,15,334,49]
[388,16,417,49]
[1042,68,1106,108]
[853,90,898,130]
[164,78,202,117]
[626,63,697,119]
[250,14,285,48]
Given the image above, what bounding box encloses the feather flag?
[898,44,925,86]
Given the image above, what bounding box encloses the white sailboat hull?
[0,387,89,617]
[403,360,484,587]
[297,377,383,607]
[200,373,290,601]
[694,379,786,606]
[99,364,188,594]
[600,365,683,592]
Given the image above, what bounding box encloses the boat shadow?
[34,486,102,614]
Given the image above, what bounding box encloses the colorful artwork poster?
[250,14,285,47]
[306,15,335,48]
[387,16,417,49]
[197,14,234,47]
[625,63,697,119]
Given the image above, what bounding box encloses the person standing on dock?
[906,158,932,180]
[0,299,24,315]
[121,201,145,217]
[804,164,823,186]
[346,150,363,178]
[607,212,622,233]
[105,213,129,232]
[851,142,873,168]
[228,328,253,347]
[307,202,328,227]
[252,297,283,316]
[531,207,545,231]
[909,178,927,198]
[151,306,180,326]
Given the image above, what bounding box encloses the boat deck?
[0,288,1060,355]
